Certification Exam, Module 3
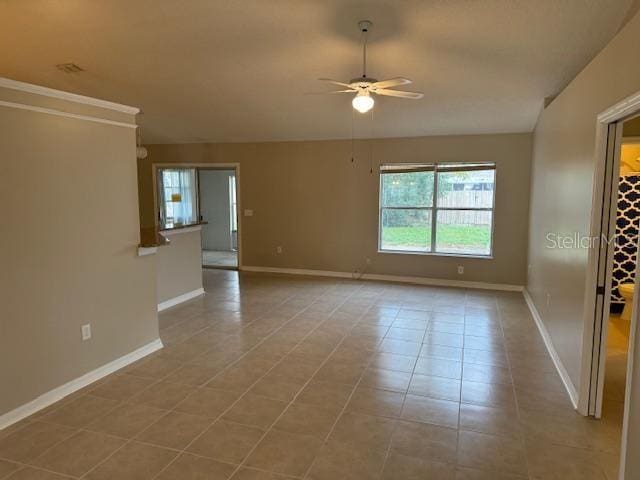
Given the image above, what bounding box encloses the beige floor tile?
[313,360,366,386]
[307,440,386,480]
[42,395,119,428]
[87,402,166,438]
[386,328,426,342]
[29,430,124,477]
[0,421,76,463]
[360,368,412,392]
[223,394,287,429]
[129,381,196,410]
[329,411,396,451]
[379,339,422,356]
[0,459,20,479]
[296,380,354,410]
[2,467,71,479]
[89,375,156,401]
[246,429,322,476]
[429,321,465,335]
[135,411,210,449]
[414,357,462,380]
[155,453,236,480]
[455,466,528,480]
[408,374,461,402]
[401,394,460,428]
[126,356,183,379]
[370,352,417,373]
[84,441,177,480]
[247,374,304,402]
[462,363,512,385]
[273,403,339,439]
[382,451,455,480]
[526,441,617,479]
[459,404,521,439]
[163,363,223,386]
[461,381,517,410]
[424,332,464,348]
[174,388,240,418]
[187,420,263,464]
[346,386,405,417]
[229,467,290,479]
[457,430,528,477]
[420,344,463,361]
[463,349,508,368]
[390,420,458,463]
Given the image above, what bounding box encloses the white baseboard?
[0,338,163,430]
[523,288,579,409]
[157,288,205,312]
[240,266,523,292]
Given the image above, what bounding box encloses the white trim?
[0,338,163,430]
[158,288,205,311]
[0,100,137,129]
[0,77,140,114]
[523,289,579,409]
[160,225,202,236]
[137,246,157,256]
[0,100,138,128]
[240,265,523,292]
[598,91,640,123]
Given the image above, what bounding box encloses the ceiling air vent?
[56,63,84,73]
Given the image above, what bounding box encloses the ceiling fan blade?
[372,77,412,89]
[305,89,357,95]
[375,89,424,99]
[318,78,352,88]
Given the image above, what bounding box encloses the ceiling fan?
[318,20,423,114]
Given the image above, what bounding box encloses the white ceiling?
[1,0,638,143]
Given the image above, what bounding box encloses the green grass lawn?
[381,225,491,252]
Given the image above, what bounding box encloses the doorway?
[584,104,640,478]
[198,168,239,270]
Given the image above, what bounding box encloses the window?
[229,175,238,231]
[379,163,495,256]
[157,168,198,228]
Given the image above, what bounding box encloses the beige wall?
[140,133,532,286]
[157,228,203,304]
[0,85,158,416]
[527,12,640,390]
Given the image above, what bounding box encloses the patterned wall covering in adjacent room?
[612,174,640,308]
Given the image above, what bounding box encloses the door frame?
[580,90,640,479]
[152,162,242,269]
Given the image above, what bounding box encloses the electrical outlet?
[276,246,283,254]
[81,324,92,341]
[244,209,254,217]
[457,266,464,275]
[366,258,371,265]
[546,293,551,307]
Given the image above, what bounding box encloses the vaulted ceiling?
[1,0,638,143]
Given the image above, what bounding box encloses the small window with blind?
[157,168,199,229]
[379,163,496,256]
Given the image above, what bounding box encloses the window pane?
[159,168,198,227]
[437,169,495,208]
[435,210,492,255]
[380,209,432,252]
[381,171,434,207]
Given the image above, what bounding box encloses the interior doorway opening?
[198,168,239,270]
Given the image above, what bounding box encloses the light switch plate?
[81,324,92,341]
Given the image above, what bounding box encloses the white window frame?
[378,162,496,258]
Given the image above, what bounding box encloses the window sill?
[377,249,493,260]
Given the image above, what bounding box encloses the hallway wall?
[527,10,640,399]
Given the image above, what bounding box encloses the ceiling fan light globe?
[352,93,374,113]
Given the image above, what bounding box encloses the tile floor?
[0,270,624,479]
[203,250,238,269]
